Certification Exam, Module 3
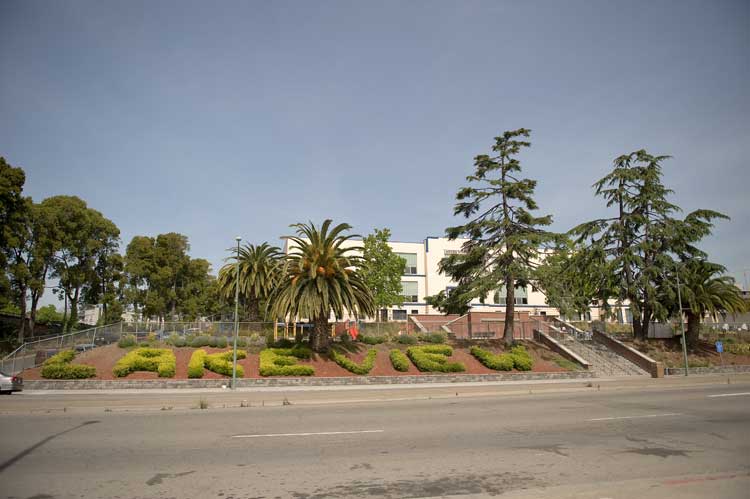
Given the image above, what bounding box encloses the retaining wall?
[533,329,591,370]
[23,371,595,390]
[665,365,750,376]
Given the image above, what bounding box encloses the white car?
[0,370,23,394]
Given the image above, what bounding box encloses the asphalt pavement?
[1,375,749,498]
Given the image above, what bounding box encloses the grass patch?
[553,357,580,371]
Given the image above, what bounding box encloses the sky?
[1,0,749,309]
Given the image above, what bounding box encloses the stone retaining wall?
[665,365,750,376]
[23,371,595,390]
[593,331,664,378]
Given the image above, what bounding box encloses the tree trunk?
[67,288,80,332]
[632,313,646,341]
[311,312,331,352]
[503,276,515,344]
[246,297,261,323]
[685,311,700,348]
[29,289,41,337]
[17,284,27,343]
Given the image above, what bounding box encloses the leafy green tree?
[84,252,125,325]
[675,260,747,347]
[573,150,727,340]
[217,242,281,321]
[429,129,556,342]
[43,196,120,332]
[0,157,28,317]
[360,228,405,321]
[36,304,63,324]
[268,220,375,352]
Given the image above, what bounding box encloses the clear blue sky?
[2,0,749,309]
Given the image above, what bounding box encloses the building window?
[401,281,418,303]
[393,310,407,321]
[496,285,529,305]
[410,309,418,314]
[395,252,418,275]
[443,249,464,255]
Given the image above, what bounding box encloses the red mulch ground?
[20,340,573,380]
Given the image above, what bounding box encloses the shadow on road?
[0,420,100,473]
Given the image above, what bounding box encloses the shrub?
[216,336,228,348]
[727,343,750,355]
[271,338,297,349]
[188,350,207,378]
[118,334,137,348]
[204,350,247,377]
[259,348,314,376]
[406,345,465,372]
[173,337,187,347]
[470,346,514,371]
[396,335,417,345]
[418,332,446,344]
[40,349,96,379]
[208,336,218,347]
[113,348,176,378]
[359,335,386,345]
[331,348,377,375]
[43,349,76,366]
[190,336,211,348]
[389,349,410,372]
[510,345,533,371]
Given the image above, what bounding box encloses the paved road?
[1,378,749,498]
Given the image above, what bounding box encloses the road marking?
[231,430,384,439]
[587,413,682,422]
[707,392,750,398]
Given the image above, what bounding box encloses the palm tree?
[268,220,375,352]
[218,242,281,321]
[679,260,747,347]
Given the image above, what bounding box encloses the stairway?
[559,336,648,376]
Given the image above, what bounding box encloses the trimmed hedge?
[396,335,418,345]
[259,347,314,376]
[205,350,247,377]
[510,345,533,371]
[113,348,176,378]
[389,349,411,372]
[118,334,137,348]
[358,335,386,345]
[188,350,207,378]
[470,346,514,371]
[40,349,96,379]
[330,348,377,375]
[406,345,465,372]
[418,332,446,344]
[190,336,211,348]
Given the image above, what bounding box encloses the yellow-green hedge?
[113,348,176,378]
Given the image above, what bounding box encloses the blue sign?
[716,341,723,353]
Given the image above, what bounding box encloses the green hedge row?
[406,345,465,372]
[727,343,750,355]
[389,349,410,372]
[330,348,377,375]
[40,349,96,379]
[417,332,446,344]
[470,345,534,371]
[188,350,207,378]
[118,334,137,348]
[358,335,386,345]
[470,346,514,371]
[113,348,176,378]
[259,347,314,376]
[205,350,247,377]
[396,335,417,345]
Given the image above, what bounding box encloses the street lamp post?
[231,236,241,390]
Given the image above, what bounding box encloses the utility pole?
[676,272,689,376]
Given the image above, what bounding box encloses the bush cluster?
[118,334,137,348]
[389,349,411,372]
[40,349,96,379]
[417,332,446,344]
[406,345,465,372]
[113,348,176,378]
[509,345,533,371]
[727,343,750,355]
[259,347,314,376]
[358,335,386,345]
[330,348,377,375]
[396,335,418,345]
[188,349,207,378]
[205,350,247,377]
[470,346,514,371]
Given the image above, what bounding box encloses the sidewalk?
[3,372,749,415]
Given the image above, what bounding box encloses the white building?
[283,235,627,322]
